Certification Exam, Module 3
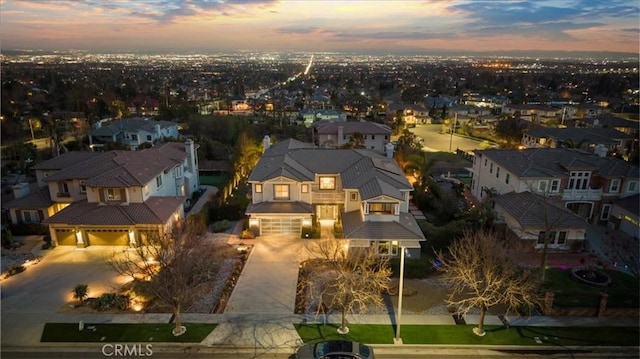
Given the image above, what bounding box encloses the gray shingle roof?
[249,140,412,200]
[3,186,53,209]
[477,148,639,179]
[44,197,184,225]
[313,121,392,135]
[525,127,632,145]
[341,210,425,241]
[91,117,176,137]
[245,201,313,214]
[494,191,588,229]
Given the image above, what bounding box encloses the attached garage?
[86,229,129,246]
[260,218,302,235]
[55,228,76,246]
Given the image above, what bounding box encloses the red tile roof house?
[246,136,425,258]
[5,140,199,247]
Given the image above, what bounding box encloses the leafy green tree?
[494,118,526,148]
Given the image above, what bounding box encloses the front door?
[318,205,335,220]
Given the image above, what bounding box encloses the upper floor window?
[550,179,560,192]
[609,179,620,193]
[484,158,487,166]
[147,135,152,141]
[319,176,336,190]
[567,171,590,190]
[368,202,395,215]
[301,184,309,193]
[489,163,493,174]
[80,181,86,193]
[106,188,121,201]
[496,167,500,178]
[255,184,263,193]
[156,175,163,188]
[175,166,183,178]
[384,135,389,140]
[131,134,138,141]
[505,173,510,184]
[627,181,638,193]
[371,135,375,140]
[350,192,358,201]
[538,180,548,192]
[274,184,290,200]
[58,182,70,196]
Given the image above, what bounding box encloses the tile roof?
[341,209,425,242]
[245,201,314,214]
[3,186,54,209]
[249,139,412,200]
[525,127,633,145]
[476,148,639,179]
[30,151,101,170]
[91,117,176,137]
[44,197,184,225]
[493,191,588,229]
[39,142,189,186]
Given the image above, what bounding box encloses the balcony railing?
[312,192,345,204]
[562,188,602,201]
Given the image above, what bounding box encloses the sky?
[1,0,638,54]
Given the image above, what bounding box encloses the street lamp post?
[394,246,406,344]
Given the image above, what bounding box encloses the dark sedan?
[295,340,375,359]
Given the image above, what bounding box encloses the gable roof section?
[313,121,392,135]
[249,140,412,199]
[478,148,639,179]
[341,210,425,242]
[44,197,184,225]
[4,186,53,209]
[525,127,632,145]
[494,191,588,229]
[31,151,102,171]
[40,142,188,186]
[613,194,639,216]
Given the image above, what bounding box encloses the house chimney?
[155,123,161,139]
[594,144,607,158]
[263,135,271,153]
[12,182,30,199]
[338,126,344,145]
[385,142,394,159]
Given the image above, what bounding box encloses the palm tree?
[72,284,89,305]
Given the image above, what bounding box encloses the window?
[609,179,620,193]
[350,192,358,201]
[627,181,638,193]
[274,184,290,200]
[537,231,547,245]
[567,171,589,190]
[174,166,182,178]
[550,179,560,192]
[538,180,548,192]
[22,210,40,223]
[80,181,86,193]
[368,202,395,215]
[484,158,487,166]
[58,182,70,197]
[106,188,121,201]
[319,176,336,190]
[557,231,567,245]
[255,184,263,193]
[131,134,138,141]
[538,231,568,245]
[496,167,500,178]
[156,175,163,188]
[301,184,309,193]
[371,135,375,140]
[505,173,510,184]
[377,241,398,256]
[147,135,152,141]
[489,162,493,174]
[384,135,389,140]
[601,204,612,220]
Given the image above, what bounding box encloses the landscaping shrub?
[240,230,255,239]
[9,223,48,236]
[390,257,435,279]
[91,292,130,311]
[211,219,231,233]
[72,284,89,304]
[301,226,320,239]
[1,229,13,249]
[5,264,25,277]
[417,219,466,252]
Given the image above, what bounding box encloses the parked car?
[295,340,375,359]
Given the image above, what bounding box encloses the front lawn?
[41,323,217,343]
[295,324,639,347]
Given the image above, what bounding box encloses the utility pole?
[394,246,406,344]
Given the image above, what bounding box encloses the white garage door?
[261,218,302,235]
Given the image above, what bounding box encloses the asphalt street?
[409,124,493,152]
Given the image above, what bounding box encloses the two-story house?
[6,140,199,247]
[521,127,635,155]
[502,104,560,123]
[300,109,348,127]
[311,121,392,152]
[470,148,639,229]
[246,137,425,258]
[89,117,179,150]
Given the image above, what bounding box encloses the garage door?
[261,218,302,235]
[86,229,129,246]
[55,229,76,246]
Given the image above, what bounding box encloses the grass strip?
[296,324,639,347]
[41,323,217,343]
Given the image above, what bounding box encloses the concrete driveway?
[224,234,305,314]
[1,246,127,346]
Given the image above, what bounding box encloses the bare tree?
[437,230,540,336]
[303,239,391,334]
[107,221,228,336]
